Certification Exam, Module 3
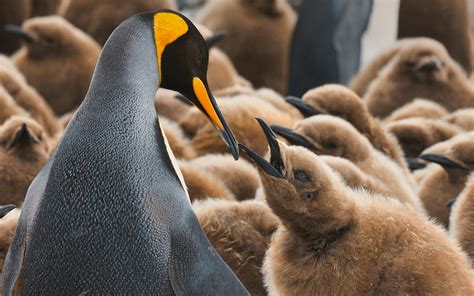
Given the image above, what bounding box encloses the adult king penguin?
[1,10,248,295]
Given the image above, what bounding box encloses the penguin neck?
[83,15,159,114]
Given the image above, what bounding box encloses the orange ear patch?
[153,12,189,76]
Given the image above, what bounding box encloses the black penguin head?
[151,10,239,159]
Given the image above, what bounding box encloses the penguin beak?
[405,157,427,171]
[189,77,239,160]
[270,124,315,150]
[0,204,16,219]
[419,153,465,170]
[239,117,286,179]
[285,96,320,118]
[206,32,226,48]
[4,25,34,43]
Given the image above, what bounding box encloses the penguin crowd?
[0,0,474,294]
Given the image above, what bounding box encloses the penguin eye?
[294,170,310,183]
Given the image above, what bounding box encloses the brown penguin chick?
[30,0,62,16]
[254,88,303,120]
[444,108,474,131]
[239,119,474,295]
[384,98,449,122]
[0,56,62,137]
[271,115,423,212]
[179,162,234,202]
[349,41,405,97]
[417,132,474,227]
[154,88,192,123]
[0,0,30,54]
[364,38,474,118]
[320,155,391,197]
[384,118,463,158]
[0,86,28,124]
[61,0,177,45]
[0,207,20,272]
[160,117,195,160]
[194,199,279,296]
[182,95,297,158]
[294,84,407,170]
[0,116,50,206]
[11,16,101,115]
[450,174,474,261]
[188,154,260,201]
[197,0,297,94]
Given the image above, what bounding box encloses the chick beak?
[405,157,427,171]
[0,204,16,219]
[9,123,36,149]
[419,153,465,170]
[239,118,285,179]
[188,77,239,160]
[4,25,34,43]
[270,124,315,150]
[417,59,440,72]
[206,32,226,48]
[286,96,320,118]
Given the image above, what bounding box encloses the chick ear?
[240,0,280,16]
[8,123,36,148]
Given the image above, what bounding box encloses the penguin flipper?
[1,160,53,294]
[169,208,249,296]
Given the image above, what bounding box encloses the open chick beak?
[189,77,239,159]
[270,124,315,150]
[286,96,320,118]
[419,153,465,170]
[4,25,34,43]
[239,117,285,179]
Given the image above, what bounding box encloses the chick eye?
[305,192,314,200]
[294,170,310,183]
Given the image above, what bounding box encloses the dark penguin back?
[2,12,247,295]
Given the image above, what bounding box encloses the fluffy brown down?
[384,98,449,122]
[0,208,20,272]
[194,199,279,296]
[61,0,177,45]
[160,117,195,160]
[364,38,474,118]
[0,87,28,125]
[0,116,50,206]
[197,0,296,94]
[450,174,474,262]
[444,108,474,131]
[0,55,62,137]
[301,85,408,171]
[384,118,463,158]
[188,154,260,201]
[12,16,101,115]
[278,115,423,211]
[418,132,474,227]
[30,0,62,16]
[181,95,297,158]
[255,141,474,295]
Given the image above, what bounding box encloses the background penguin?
[0,206,19,272]
[188,154,260,201]
[197,0,297,94]
[1,10,247,294]
[30,0,63,16]
[270,115,423,212]
[0,116,50,207]
[0,55,62,137]
[384,118,463,158]
[9,16,101,115]
[289,84,408,171]
[444,108,474,131]
[450,174,474,261]
[240,118,474,295]
[364,38,474,118]
[194,199,280,296]
[61,0,177,45]
[418,132,474,226]
[384,99,449,122]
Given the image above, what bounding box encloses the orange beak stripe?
[192,77,224,131]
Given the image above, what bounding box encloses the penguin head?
[151,10,239,159]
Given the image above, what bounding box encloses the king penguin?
[1,10,248,295]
